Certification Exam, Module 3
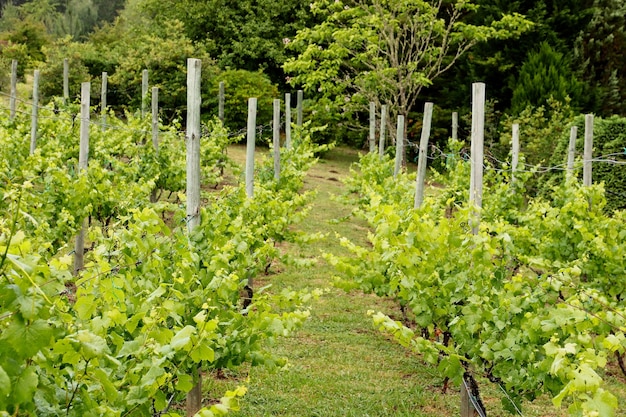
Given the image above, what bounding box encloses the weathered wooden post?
[141,69,149,118]
[273,98,281,180]
[469,82,485,235]
[566,126,578,180]
[73,82,90,276]
[63,58,69,104]
[285,93,292,149]
[414,102,433,208]
[246,98,257,198]
[369,102,376,153]
[296,89,303,127]
[583,114,593,187]
[379,104,387,157]
[452,111,459,140]
[30,70,40,155]
[218,81,225,123]
[185,58,202,417]
[511,123,520,182]
[394,115,404,177]
[10,60,17,121]
[151,87,159,154]
[101,72,108,131]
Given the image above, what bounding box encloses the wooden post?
[185,58,202,417]
[273,98,280,181]
[452,111,459,140]
[285,93,292,149]
[296,89,303,127]
[461,383,477,417]
[511,123,520,181]
[141,69,149,118]
[10,60,17,121]
[63,58,69,104]
[186,59,202,232]
[469,82,485,235]
[101,72,108,131]
[246,98,257,198]
[414,102,433,208]
[394,115,404,177]
[369,102,376,152]
[151,87,159,154]
[379,104,387,157]
[218,81,225,123]
[73,82,90,276]
[30,70,40,155]
[566,126,578,180]
[583,114,593,187]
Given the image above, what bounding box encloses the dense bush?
[550,115,626,213]
[205,69,279,141]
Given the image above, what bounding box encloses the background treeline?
[1,0,625,209]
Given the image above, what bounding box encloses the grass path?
[209,146,458,416]
[210,146,623,417]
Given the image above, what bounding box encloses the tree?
[575,0,626,116]
[283,0,532,143]
[430,0,595,114]
[510,42,585,114]
[134,0,314,88]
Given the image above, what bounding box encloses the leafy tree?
[284,0,533,144]
[432,0,595,114]
[510,42,585,114]
[575,0,626,116]
[133,0,314,88]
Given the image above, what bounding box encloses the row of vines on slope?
[330,144,626,416]
[0,101,324,416]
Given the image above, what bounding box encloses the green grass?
[203,145,625,417]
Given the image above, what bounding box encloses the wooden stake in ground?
[369,102,376,153]
[10,60,17,121]
[63,58,69,104]
[452,111,458,140]
[185,58,202,417]
[151,87,159,154]
[273,98,281,181]
[73,82,90,276]
[101,72,108,131]
[469,82,485,235]
[30,69,40,155]
[296,89,303,127]
[218,81,225,123]
[566,126,578,180]
[246,98,257,198]
[379,104,387,157]
[394,115,404,177]
[583,114,593,187]
[414,102,433,208]
[511,123,520,182]
[142,69,149,119]
[285,93,292,149]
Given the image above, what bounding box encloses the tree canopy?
[1,0,625,145]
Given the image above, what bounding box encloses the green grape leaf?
[171,326,196,351]
[190,342,215,363]
[2,319,54,358]
[12,366,38,404]
[74,294,97,320]
[74,330,110,359]
[0,365,11,397]
[93,368,118,401]
[175,374,194,392]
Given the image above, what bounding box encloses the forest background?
[1,0,625,209]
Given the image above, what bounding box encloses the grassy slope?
[206,145,624,417]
